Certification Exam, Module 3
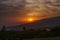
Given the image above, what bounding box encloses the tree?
[23,26,26,31]
[1,25,6,32]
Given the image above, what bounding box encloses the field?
[23,37,60,40]
[0,26,60,40]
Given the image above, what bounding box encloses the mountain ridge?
[19,16,60,29]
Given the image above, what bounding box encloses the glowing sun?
[22,17,38,23]
[28,18,33,22]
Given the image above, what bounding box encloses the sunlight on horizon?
[28,18,34,22]
[20,17,38,23]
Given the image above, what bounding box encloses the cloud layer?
[0,0,60,25]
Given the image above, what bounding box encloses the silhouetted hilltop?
[19,16,60,29]
[6,16,60,31]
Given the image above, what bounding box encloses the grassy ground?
[23,37,60,40]
[0,26,60,40]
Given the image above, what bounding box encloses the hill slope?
[19,16,60,29]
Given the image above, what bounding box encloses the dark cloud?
[0,0,26,16]
[0,0,26,25]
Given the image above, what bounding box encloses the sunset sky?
[0,0,60,26]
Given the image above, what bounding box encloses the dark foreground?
[23,37,60,40]
[0,26,60,40]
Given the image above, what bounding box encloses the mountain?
[6,16,60,31]
[19,16,60,29]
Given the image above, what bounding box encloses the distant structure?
[1,25,6,32]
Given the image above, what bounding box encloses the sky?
[0,0,60,26]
